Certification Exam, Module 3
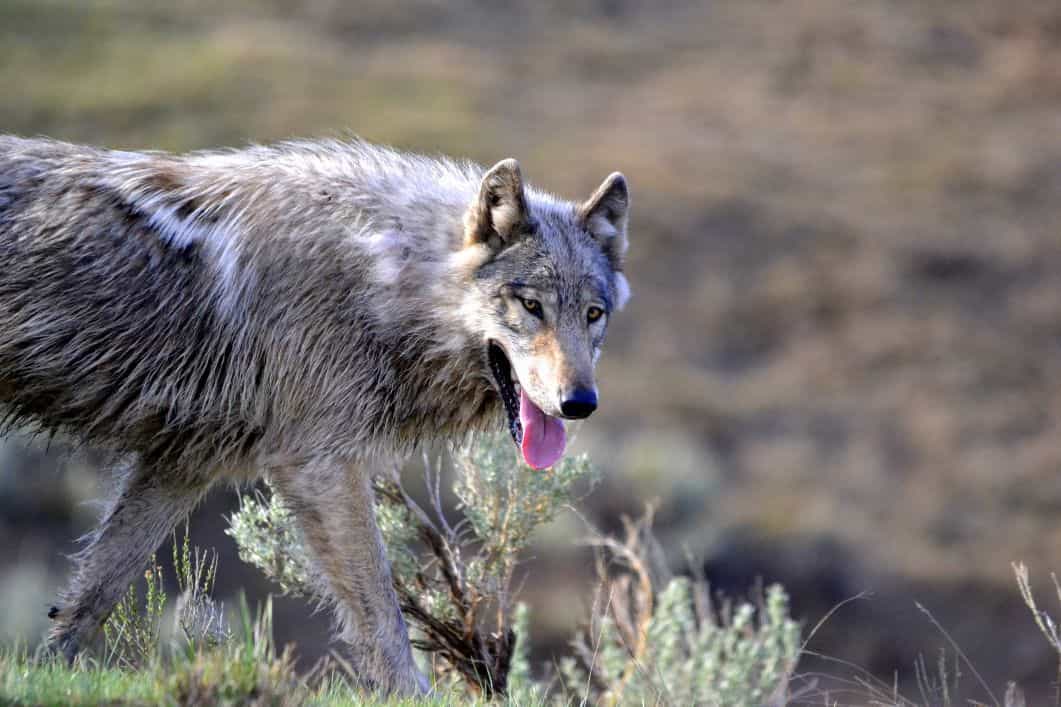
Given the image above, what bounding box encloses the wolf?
[0,135,629,692]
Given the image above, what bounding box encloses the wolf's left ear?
[579,172,629,269]
[464,158,530,251]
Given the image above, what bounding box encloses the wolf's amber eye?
[520,297,543,317]
[587,306,604,323]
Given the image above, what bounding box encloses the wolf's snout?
[560,387,597,419]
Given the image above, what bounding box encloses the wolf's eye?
[520,297,543,318]
[587,306,604,323]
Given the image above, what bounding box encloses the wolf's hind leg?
[47,461,205,662]
[271,460,428,696]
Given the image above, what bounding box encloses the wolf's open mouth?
[487,342,566,469]
[488,342,523,444]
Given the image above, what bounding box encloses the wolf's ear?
[464,158,529,251]
[579,172,629,269]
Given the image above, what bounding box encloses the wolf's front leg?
[48,461,205,661]
[271,459,428,696]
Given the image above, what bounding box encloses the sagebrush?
[229,432,804,704]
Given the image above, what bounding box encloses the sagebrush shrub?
[102,558,166,669]
[227,433,805,703]
[560,509,801,707]
[228,431,597,696]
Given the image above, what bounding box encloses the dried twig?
[374,477,515,696]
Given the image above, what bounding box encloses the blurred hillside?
[2,0,1061,700]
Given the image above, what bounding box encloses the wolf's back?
[0,136,57,219]
[0,137,256,469]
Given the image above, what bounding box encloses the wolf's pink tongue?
[519,389,566,469]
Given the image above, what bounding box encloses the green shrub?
[560,509,801,707]
[173,525,230,650]
[227,433,806,703]
[228,432,597,697]
[102,556,167,669]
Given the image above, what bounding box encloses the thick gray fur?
[0,135,630,694]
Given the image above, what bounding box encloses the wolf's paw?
[45,607,87,665]
[44,634,80,666]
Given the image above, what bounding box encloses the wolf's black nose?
[561,388,598,419]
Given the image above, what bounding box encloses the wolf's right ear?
[463,159,529,251]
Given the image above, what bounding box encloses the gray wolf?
[0,135,630,693]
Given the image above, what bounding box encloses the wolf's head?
[459,159,630,469]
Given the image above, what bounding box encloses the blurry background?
[2,0,1061,701]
